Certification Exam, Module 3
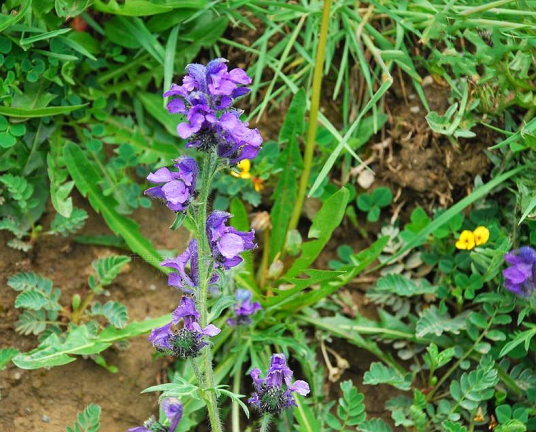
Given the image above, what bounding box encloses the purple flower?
[148,297,221,358]
[145,157,198,212]
[227,289,261,326]
[206,211,256,270]
[164,58,262,163]
[160,239,219,294]
[503,246,536,296]
[248,353,310,415]
[128,398,183,432]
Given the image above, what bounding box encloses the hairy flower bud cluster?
[148,297,220,358]
[249,354,310,415]
[227,289,261,326]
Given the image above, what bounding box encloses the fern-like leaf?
[363,362,412,391]
[8,238,33,251]
[0,347,20,370]
[450,356,499,412]
[89,255,131,291]
[371,274,437,297]
[415,306,469,338]
[326,380,366,430]
[89,301,129,328]
[357,418,393,432]
[15,310,47,335]
[66,403,101,432]
[15,290,49,310]
[8,272,53,292]
[0,217,26,238]
[49,208,88,237]
[0,173,34,210]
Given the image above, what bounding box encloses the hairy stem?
[259,414,272,432]
[232,329,243,432]
[287,0,332,232]
[196,150,222,432]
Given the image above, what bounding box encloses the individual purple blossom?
[249,353,310,415]
[145,157,198,212]
[164,58,262,163]
[227,289,261,326]
[128,398,183,432]
[160,240,218,294]
[503,246,536,296]
[206,211,256,270]
[148,297,220,358]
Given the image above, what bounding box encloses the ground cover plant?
[1,0,536,431]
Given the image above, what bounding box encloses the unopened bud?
[251,211,271,231]
[267,259,284,280]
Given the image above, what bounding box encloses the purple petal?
[229,68,252,84]
[503,264,532,284]
[218,232,245,258]
[144,186,165,199]
[202,324,221,337]
[167,98,186,114]
[162,398,183,432]
[290,380,310,396]
[148,323,172,349]
[147,167,173,183]
[161,180,188,205]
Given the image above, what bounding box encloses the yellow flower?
[252,177,265,192]
[455,230,476,250]
[472,226,489,246]
[231,159,251,180]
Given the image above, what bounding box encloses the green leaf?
[47,154,74,218]
[89,301,129,328]
[442,420,468,432]
[0,132,16,148]
[499,325,536,357]
[371,275,437,297]
[49,208,88,236]
[0,347,20,370]
[0,1,32,32]
[15,290,49,311]
[357,419,393,432]
[8,272,53,292]
[12,325,111,369]
[363,362,412,391]
[93,0,195,16]
[115,17,164,64]
[63,143,166,273]
[415,306,469,338]
[494,420,527,432]
[66,403,101,432]
[91,255,131,289]
[230,198,257,292]
[293,394,322,432]
[423,344,456,370]
[337,380,366,425]
[0,104,88,118]
[285,188,349,278]
[357,193,372,211]
[15,310,47,335]
[371,187,393,207]
[55,0,91,18]
[279,88,306,146]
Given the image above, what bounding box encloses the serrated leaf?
[91,255,131,290]
[416,306,469,338]
[363,362,412,391]
[89,301,129,328]
[0,347,20,369]
[371,274,437,298]
[66,403,101,432]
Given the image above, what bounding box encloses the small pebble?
[42,415,51,423]
[12,372,21,380]
[410,106,420,114]
[150,284,156,291]
[408,93,416,100]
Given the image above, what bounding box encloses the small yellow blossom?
[231,159,252,180]
[455,230,476,250]
[473,226,489,246]
[252,177,265,192]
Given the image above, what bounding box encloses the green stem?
[232,329,243,432]
[260,414,272,432]
[287,0,332,232]
[195,150,223,432]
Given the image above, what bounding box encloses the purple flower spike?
[145,157,198,212]
[148,297,221,358]
[206,211,256,270]
[128,398,183,432]
[503,246,536,296]
[164,58,262,163]
[248,353,310,415]
[227,289,261,326]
